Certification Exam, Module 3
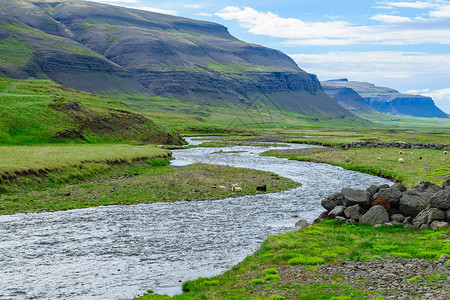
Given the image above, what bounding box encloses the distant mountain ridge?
[0,0,360,121]
[323,79,448,119]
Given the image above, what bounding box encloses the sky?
[90,0,450,114]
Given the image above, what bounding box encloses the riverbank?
[0,158,300,215]
[261,147,448,188]
[135,220,450,299]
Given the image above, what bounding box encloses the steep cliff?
[0,0,359,121]
[321,81,382,117]
[324,79,448,119]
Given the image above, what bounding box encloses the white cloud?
[195,13,213,17]
[371,14,412,23]
[429,4,450,17]
[139,7,178,15]
[91,0,140,3]
[382,1,436,9]
[290,51,450,79]
[215,6,450,46]
[185,4,202,9]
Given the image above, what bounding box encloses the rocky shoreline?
[291,140,450,151]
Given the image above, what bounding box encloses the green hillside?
[0,77,184,145]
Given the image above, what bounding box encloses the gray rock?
[366,184,389,197]
[321,192,343,211]
[430,221,449,230]
[427,208,445,224]
[438,254,447,263]
[413,209,428,225]
[384,222,393,226]
[295,219,309,230]
[344,204,365,220]
[360,205,389,226]
[430,190,450,210]
[373,187,402,208]
[313,211,328,225]
[415,181,442,194]
[446,186,450,191]
[328,205,345,219]
[419,224,430,230]
[447,208,450,221]
[335,216,347,223]
[443,179,450,188]
[342,188,370,209]
[374,224,382,228]
[404,224,413,230]
[391,214,405,223]
[391,182,407,192]
[399,189,431,217]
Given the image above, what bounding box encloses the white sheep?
[345,157,350,162]
[399,151,404,155]
[377,157,381,160]
[218,185,226,189]
[232,186,242,192]
[316,154,321,158]
[398,158,405,163]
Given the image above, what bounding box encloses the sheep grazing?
[398,158,405,163]
[399,151,404,155]
[345,157,350,162]
[256,185,267,191]
[316,154,321,158]
[410,152,414,155]
[232,186,242,192]
[218,185,226,189]
[419,157,422,160]
[377,157,381,160]
[157,145,164,148]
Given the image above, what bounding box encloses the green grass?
[0,158,300,214]
[261,147,448,188]
[134,221,450,300]
[0,78,183,145]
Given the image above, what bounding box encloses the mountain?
[324,79,448,119]
[0,0,360,123]
[0,77,185,145]
[321,80,382,117]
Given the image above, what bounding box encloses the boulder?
[430,221,449,230]
[321,192,343,211]
[404,224,413,230]
[399,189,431,217]
[427,208,445,224]
[430,190,450,210]
[328,206,345,219]
[419,224,429,230]
[344,204,365,220]
[446,208,450,221]
[391,214,405,223]
[295,219,309,230]
[391,182,407,192]
[413,209,428,227]
[335,216,347,223]
[366,184,389,197]
[415,181,442,194]
[313,211,328,225]
[443,179,450,189]
[360,205,389,226]
[341,188,370,209]
[373,188,402,208]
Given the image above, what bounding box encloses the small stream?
[0,139,391,299]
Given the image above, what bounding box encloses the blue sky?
[91,0,450,113]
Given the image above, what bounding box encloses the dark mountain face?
[321,82,382,117]
[324,80,448,119]
[0,0,359,120]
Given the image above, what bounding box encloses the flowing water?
[0,139,391,299]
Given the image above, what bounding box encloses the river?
[0,139,391,299]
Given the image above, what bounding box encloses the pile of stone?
[341,141,449,151]
[315,179,450,230]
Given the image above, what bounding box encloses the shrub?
[250,278,265,285]
[321,251,338,258]
[264,274,280,283]
[288,255,325,265]
[270,295,285,300]
[262,268,278,276]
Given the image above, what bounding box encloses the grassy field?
[261,147,449,188]
[0,147,300,214]
[0,78,183,145]
[135,221,450,300]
